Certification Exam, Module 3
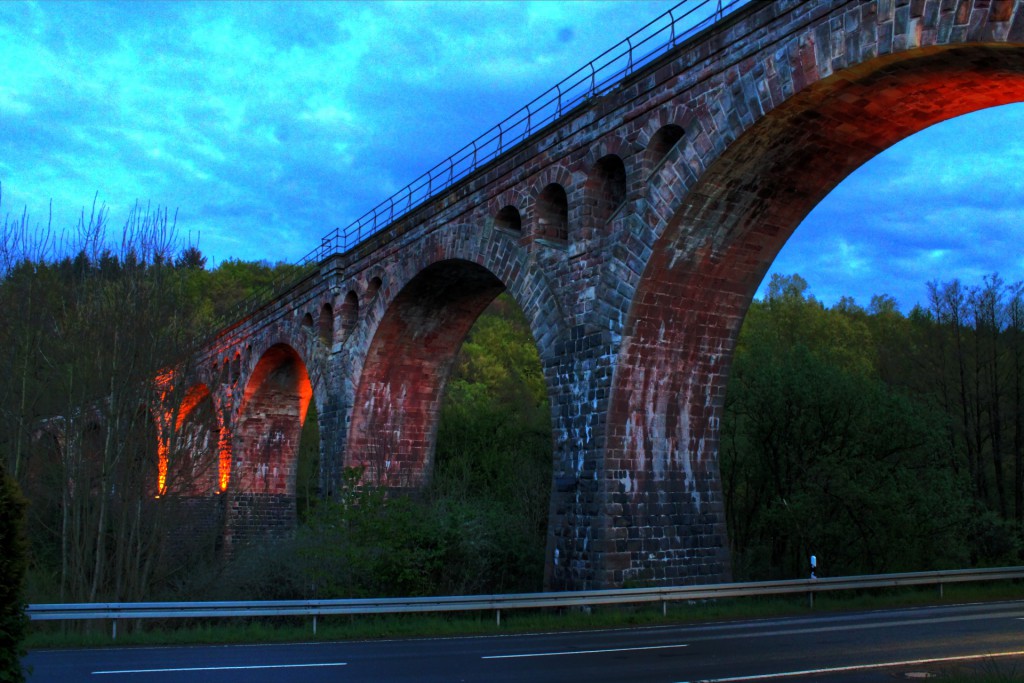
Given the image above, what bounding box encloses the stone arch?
[603,39,1024,587]
[488,188,529,244]
[494,204,523,233]
[526,165,575,247]
[319,302,334,346]
[347,223,568,379]
[366,275,383,300]
[582,133,632,181]
[229,342,314,541]
[634,102,689,150]
[339,290,359,341]
[634,102,690,171]
[534,183,569,244]
[644,123,685,175]
[343,218,570,488]
[167,383,223,496]
[584,154,628,231]
[238,329,328,412]
[346,259,507,487]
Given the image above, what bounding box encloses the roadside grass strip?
[675,650,1024,682]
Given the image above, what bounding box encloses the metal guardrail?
[202,0,751,343]
[27,566,1024,638]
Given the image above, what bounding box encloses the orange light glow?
[154,368,176,497]
[157,436,169,496]
[218,428,232,492]
[298,376,313,426]
[176,385,210,431]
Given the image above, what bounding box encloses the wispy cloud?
[0,1,675,264]
[770,103,1024,309]
[0,1,1020,312]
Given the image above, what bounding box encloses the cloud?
[2,1,683,263]
[766,102,1024,310]
[0,0,1020,311]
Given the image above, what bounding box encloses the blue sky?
[0,1,1021,312]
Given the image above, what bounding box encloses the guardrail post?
[112,619,117,640]
[313,615,318,635]
[662,600,667,617]
[938,582,944,599]
[496,609,501,627]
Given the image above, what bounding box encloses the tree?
[1009,283,1024,521]
[0,195,222,605]
[175,244,206,270]
[0,463,28,683]
[723,277,971,579]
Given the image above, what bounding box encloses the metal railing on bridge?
[27,565,1024,638]
[204,0,751,343]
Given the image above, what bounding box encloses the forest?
[1,198,1023,609]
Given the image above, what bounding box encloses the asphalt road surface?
[24,599,1024,682]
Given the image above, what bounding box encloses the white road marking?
[483,643,689,659]
[675,649,1024,682]
[92,662,348,675]
[680,611,1024,643]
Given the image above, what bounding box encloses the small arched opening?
[586,154,627,228]
[367,276,383,300]
[646,124,684,173]
[319,302,335,346]
[534,183,569,244]
[340,291,359,340]
[494,205,523,233]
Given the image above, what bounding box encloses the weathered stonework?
[157,0,1024,589]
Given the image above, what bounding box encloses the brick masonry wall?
[160,0,1024,589]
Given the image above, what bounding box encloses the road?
[24,599,1024,682]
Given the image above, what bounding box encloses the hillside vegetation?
[1,202,1022,609]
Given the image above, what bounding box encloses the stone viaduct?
[149,0,1024,590]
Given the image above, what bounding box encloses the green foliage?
[296,293,554,598]
[0,464,28,683]
[724,274,1024,580]
[6,189,1022,606]
[429,294,551,592]
[0,194,311,605]
[211,294,553,600]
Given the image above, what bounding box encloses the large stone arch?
[165,383,224,496]
[342,221,571,491]
[600,22,1024,586]
[235,329,330,424]
[345,258,507,487]
[227,341,314,544]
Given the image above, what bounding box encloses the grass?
[937,660,1024,682]
[25,580,1024,650]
